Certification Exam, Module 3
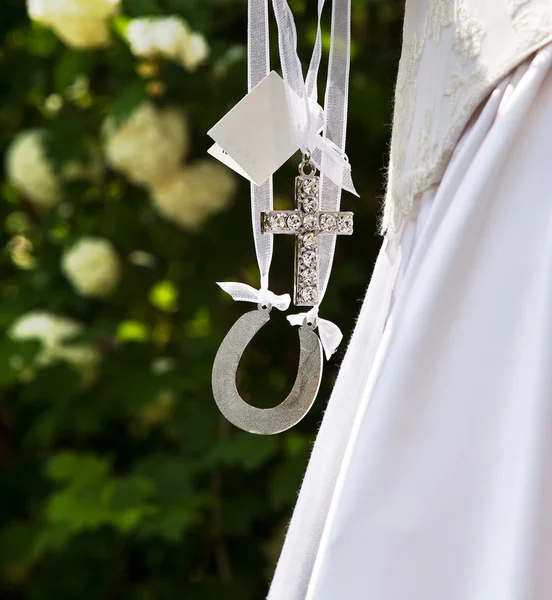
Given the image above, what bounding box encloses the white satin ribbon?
[268,0,354,306]
[240,0,352,358]
[269,0,356,197]
[287,307,344,360]
[248,0,273,290]
[217,282,291,311]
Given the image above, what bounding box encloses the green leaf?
[112,505,158,533]
[138,497,205,542]
[135,456,194,503]
[204,433,280,471]
[111,476,154,510]
[185,307,211,338]
[27,22,58,57]
[122,0,164,17]
[45,486,109,530]
[55,49,92,93]
[46,452,111,485]
[0,338,41,386]
[149,280,179,312]
[117,320,150,342]
[107,81,147,128]
[112,15,131,40]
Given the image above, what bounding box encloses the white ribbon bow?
[287,307,343,360]
[217,282,291,311]
[308,133,358,197]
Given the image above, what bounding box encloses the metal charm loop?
[212,309,323,435]
[299,155,316,177]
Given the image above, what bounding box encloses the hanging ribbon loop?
[241,0,353,348]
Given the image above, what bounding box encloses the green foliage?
[0,0,404,598]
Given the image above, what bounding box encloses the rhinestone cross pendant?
[261,160,354,307]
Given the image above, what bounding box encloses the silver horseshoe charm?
[212,306,323,435]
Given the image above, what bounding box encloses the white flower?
[6,130,60,209]
[6,131,104,209]
[150,161,237,230]
[62,237,121,297]
[9,311,99,371]
[186,160,238,205]
[103,102,189,186]
[28,0,120,21]
[126,16,209,71]
[46,17,112,49]
[180,33,209,71]
[27,0,121,48]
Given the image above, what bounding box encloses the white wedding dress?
[268,1,552,598]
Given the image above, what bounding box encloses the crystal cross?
[261,166,354,307]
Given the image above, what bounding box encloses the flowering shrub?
[28,0,122,48]
[0,0,403,598]
[62,237,121,297]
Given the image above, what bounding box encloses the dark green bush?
[0,1,403,597]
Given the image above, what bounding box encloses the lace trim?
[453,7,486,59]
[427,0,453,42]
[382,2,552,234]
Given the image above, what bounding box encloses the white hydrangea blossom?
[9,312,99,371]
[45,18,112,49]
[150,161,236,230]
[126,16,209,71]
[103,102,189,186]
[6,131,104,210]
[185,160,239,208]
[62,237,121,297]
[27,0,121,48]
[5,130,60,209]
[28,0,120,21]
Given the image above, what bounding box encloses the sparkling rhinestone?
[302,196,318,213]
[320,214,337,232]
[337,214,353,233]
[269,213,287,230]
[287,213,302,230]
[301,251,317,268]
[302,178,318,196]
[300,286,318,304]
[263,214,273,230]
[303,214,318,231]
[302,233,317,249]
[300,268,317,285]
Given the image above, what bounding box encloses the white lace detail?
[509,0,533,16]
[389,33,424,176]
[383,0,552,234]
[445,63,489,116]
[427,0,453,41]
[453,7,486,59]
[513,7,552,49]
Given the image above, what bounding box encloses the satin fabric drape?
[269,43,552,600]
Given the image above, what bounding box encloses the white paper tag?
[207,144,255,183]
[208,71,323,186]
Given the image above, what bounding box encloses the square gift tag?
[208,71,323,186]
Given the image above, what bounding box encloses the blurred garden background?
[0,1,404,598]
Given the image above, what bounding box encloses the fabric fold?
[269,42,552,600]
